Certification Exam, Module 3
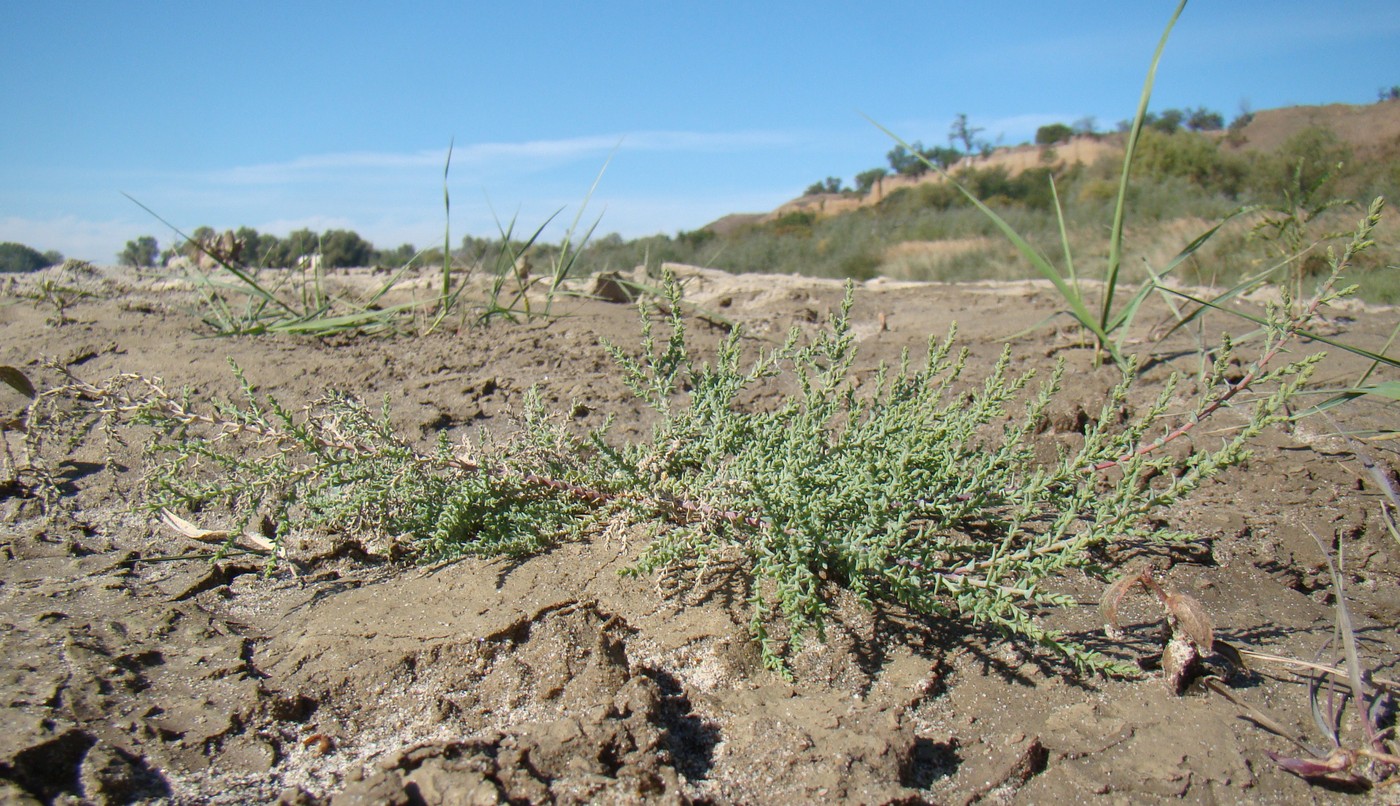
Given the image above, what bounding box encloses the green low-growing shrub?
[32,271,1317,677]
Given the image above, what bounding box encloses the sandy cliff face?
[746,100,1400,230]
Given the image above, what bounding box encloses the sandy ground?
[0,262,1397,804]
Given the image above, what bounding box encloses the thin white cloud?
[204,130,796,185]
[255,215,360,234]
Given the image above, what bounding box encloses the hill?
[713,100,1400,228]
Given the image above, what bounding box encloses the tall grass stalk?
[439,139,455,313]
[476,156,609,324]
[872,0,1229,367]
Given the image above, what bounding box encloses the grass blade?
[1049,175,1078,291]
[1101,0,1188,331]
[442,138,454,305]
[866,120,1111,357]
[1158,287,1400,370]
[1304,524,1381,750]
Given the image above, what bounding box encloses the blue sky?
[3,1,1398,263]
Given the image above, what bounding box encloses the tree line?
[113,226,419,270]
[804,106,1232,198]
[0,242,65,273]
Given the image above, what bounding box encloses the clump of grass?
[872,0,1209,368]
[468,155,610,325]
[123,145,605,338]
[123,195,422,338]
[29,269,1319,676]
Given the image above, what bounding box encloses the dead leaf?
[1164,590,1214,649]
[1211,639,1246,673]
[0,366,35,400]
[1265,748,1365,786]
[158,508,276,553]
[1100,563,1152,634]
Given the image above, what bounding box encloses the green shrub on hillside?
[1036,123,1074,145]
[1134,129,1248,196]
[1253,126,1353,203]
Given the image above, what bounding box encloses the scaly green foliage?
[605,276,1312,674]
[35,269,1318,676]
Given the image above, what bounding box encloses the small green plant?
[34,270,1319,676]
[1159,198,1400,423]
[1247,155,1357,306]
[19,260,97,326]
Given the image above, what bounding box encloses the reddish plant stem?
[1091,280,1334,472]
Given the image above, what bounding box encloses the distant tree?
[1147,108,1185,134]
[172,226,217,262]
[1071,116,1098,137]
[1224,101,1255,146]
[188,226,216,249]
[458,235,499,265]
[0,242,50,273]
[319,229,374,268]
[234,226,282,268]
[267,228,322,268]
[1185,107,1224,132]
[1035,123,1074,146]
[118,235,159,267]
[1379,85,1400,103]
[854,167,888,195]
[41,249,63,266]
[887,143,928,177]
[948,113,985,155]
[804,176,846,195]
[888,142,963,177]
[371,243,418,267]
[676,228,715,249]
[926,145,963,168]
